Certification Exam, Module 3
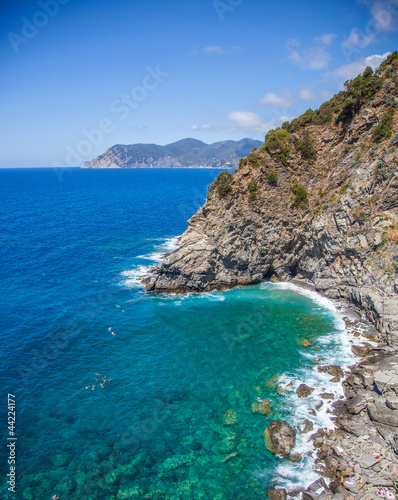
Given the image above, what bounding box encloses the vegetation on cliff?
[144,52,398,343]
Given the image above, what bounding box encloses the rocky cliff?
[81,138,262,169]
[143,54,398,346]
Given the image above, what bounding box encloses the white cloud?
[314,33,337,46]
[189,124,216,131]
[259,92,292,108]
[227,111,294,133]
[203,45,225,55]
[342,28,376,49]
[228,112,268,132]
[287,39,332,70]
[298,88,318,101]
[333,52,390,80]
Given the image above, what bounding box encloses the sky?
[0,0,397,167]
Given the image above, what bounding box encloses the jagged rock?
[267,488,287,500]
[296,384,315,398]
[300,419,314,434]
[141,67,398,347]
[317,365,344,380]
[289,452,303,462]
[368,402,398,427]
[302,478,332,500]
[320,392,334,400]
[301,339,312,347]
[346,394,368,414]
[351,344,371,357]
[374,370,398,395]
[263,420,296,456]
[386,394,398,410]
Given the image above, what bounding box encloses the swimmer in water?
[85,386,90,390]
[92,385,95,390]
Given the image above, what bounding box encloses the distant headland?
[81,138,262,169]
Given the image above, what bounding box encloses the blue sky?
[0,0,397,167]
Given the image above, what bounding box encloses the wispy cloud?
[314,33,337,46]
[259,91,293,108]
[201,45,241,55]
[287,37,333,70]
[227,111,293,133]
[203,45,225,55]
[189,123,219,131]
[342,28,376,48]
[332,52,390,80]
[298,88,318,101]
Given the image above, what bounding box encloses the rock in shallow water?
[296,383,315,398]
[263,420,296,456]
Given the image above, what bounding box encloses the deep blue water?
[0,168,354,499]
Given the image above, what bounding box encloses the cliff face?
[81,138,262,169]
[143,56,398,346]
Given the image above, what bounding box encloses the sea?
[0,168,370,499]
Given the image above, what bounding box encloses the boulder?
[374,370,398,395]
[368,401,398,427]
[351,344,370,357]
[317,365,344,380]
[346,394,368,414]
[296,384,314,398]
[263,420,296,456]
[386,394,398,410]
[299,419,314,434]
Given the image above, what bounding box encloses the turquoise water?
[0,168,353,499]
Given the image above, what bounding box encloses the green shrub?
[260,128,290,166]
[246,152,259,167]
[266,171,277,186]
[381,51,398,69]
[336,66,383,125]
[372,108,395,143]
[290,109,315,133]
[340,185,347,194]
[247,180,257,202]
[295,133,317,161]
[248,180,257,193]
[291,183,308,206]
[312,101,334,125]
[208,171,234,198]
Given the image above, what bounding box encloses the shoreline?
[272,278,398,500]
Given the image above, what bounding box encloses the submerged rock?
[223,409,238,426]
[251,399,272,415]
[268,488,287,500]
[263,420,296,456]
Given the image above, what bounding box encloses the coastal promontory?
[143,54,398,346]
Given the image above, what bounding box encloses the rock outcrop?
[263,420,296,456]
[142,56,398,346]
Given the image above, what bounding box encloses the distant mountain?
[81,138,263,169]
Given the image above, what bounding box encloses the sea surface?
[0,168,364,499]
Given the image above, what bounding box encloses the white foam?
[263,280,378,491]
[119,236,180,289]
